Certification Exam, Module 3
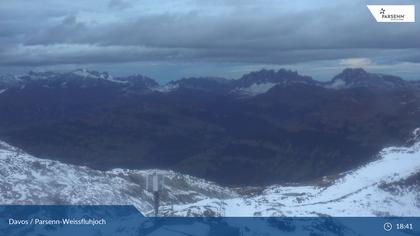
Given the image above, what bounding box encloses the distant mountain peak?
[70,69,112,80]
[240,68,302,83]
[327,68,407,89]
[233,68,316,96]
[339,68,368,77]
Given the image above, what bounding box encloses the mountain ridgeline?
[0,68,419,186]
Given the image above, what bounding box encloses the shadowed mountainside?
[0,68,419,186]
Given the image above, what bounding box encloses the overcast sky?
[0,0,419,82]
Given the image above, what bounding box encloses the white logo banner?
[367,5,415,23]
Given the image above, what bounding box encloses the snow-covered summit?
[232,69,317,96]
[70,69,121,82]
[325,68,409,90]
[0,70,162,92]
[1,70,123,85]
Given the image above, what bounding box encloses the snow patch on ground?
[324,78,346,89]
[233,82,276,96]
[71,69,127,84]
[153,83,179,92]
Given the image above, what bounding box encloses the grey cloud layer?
[1,0,419,67]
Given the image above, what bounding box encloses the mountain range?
[0,68,419,186]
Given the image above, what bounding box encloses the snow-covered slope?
[0,141,235,216]
[153,83,179,92]
[1,128,419,217]
[232,82,277,96]
[231,69,319,96]
[168,128,420,216]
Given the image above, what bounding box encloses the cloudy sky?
[0,0,419,82]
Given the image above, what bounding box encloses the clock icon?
[384,222,393,232]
